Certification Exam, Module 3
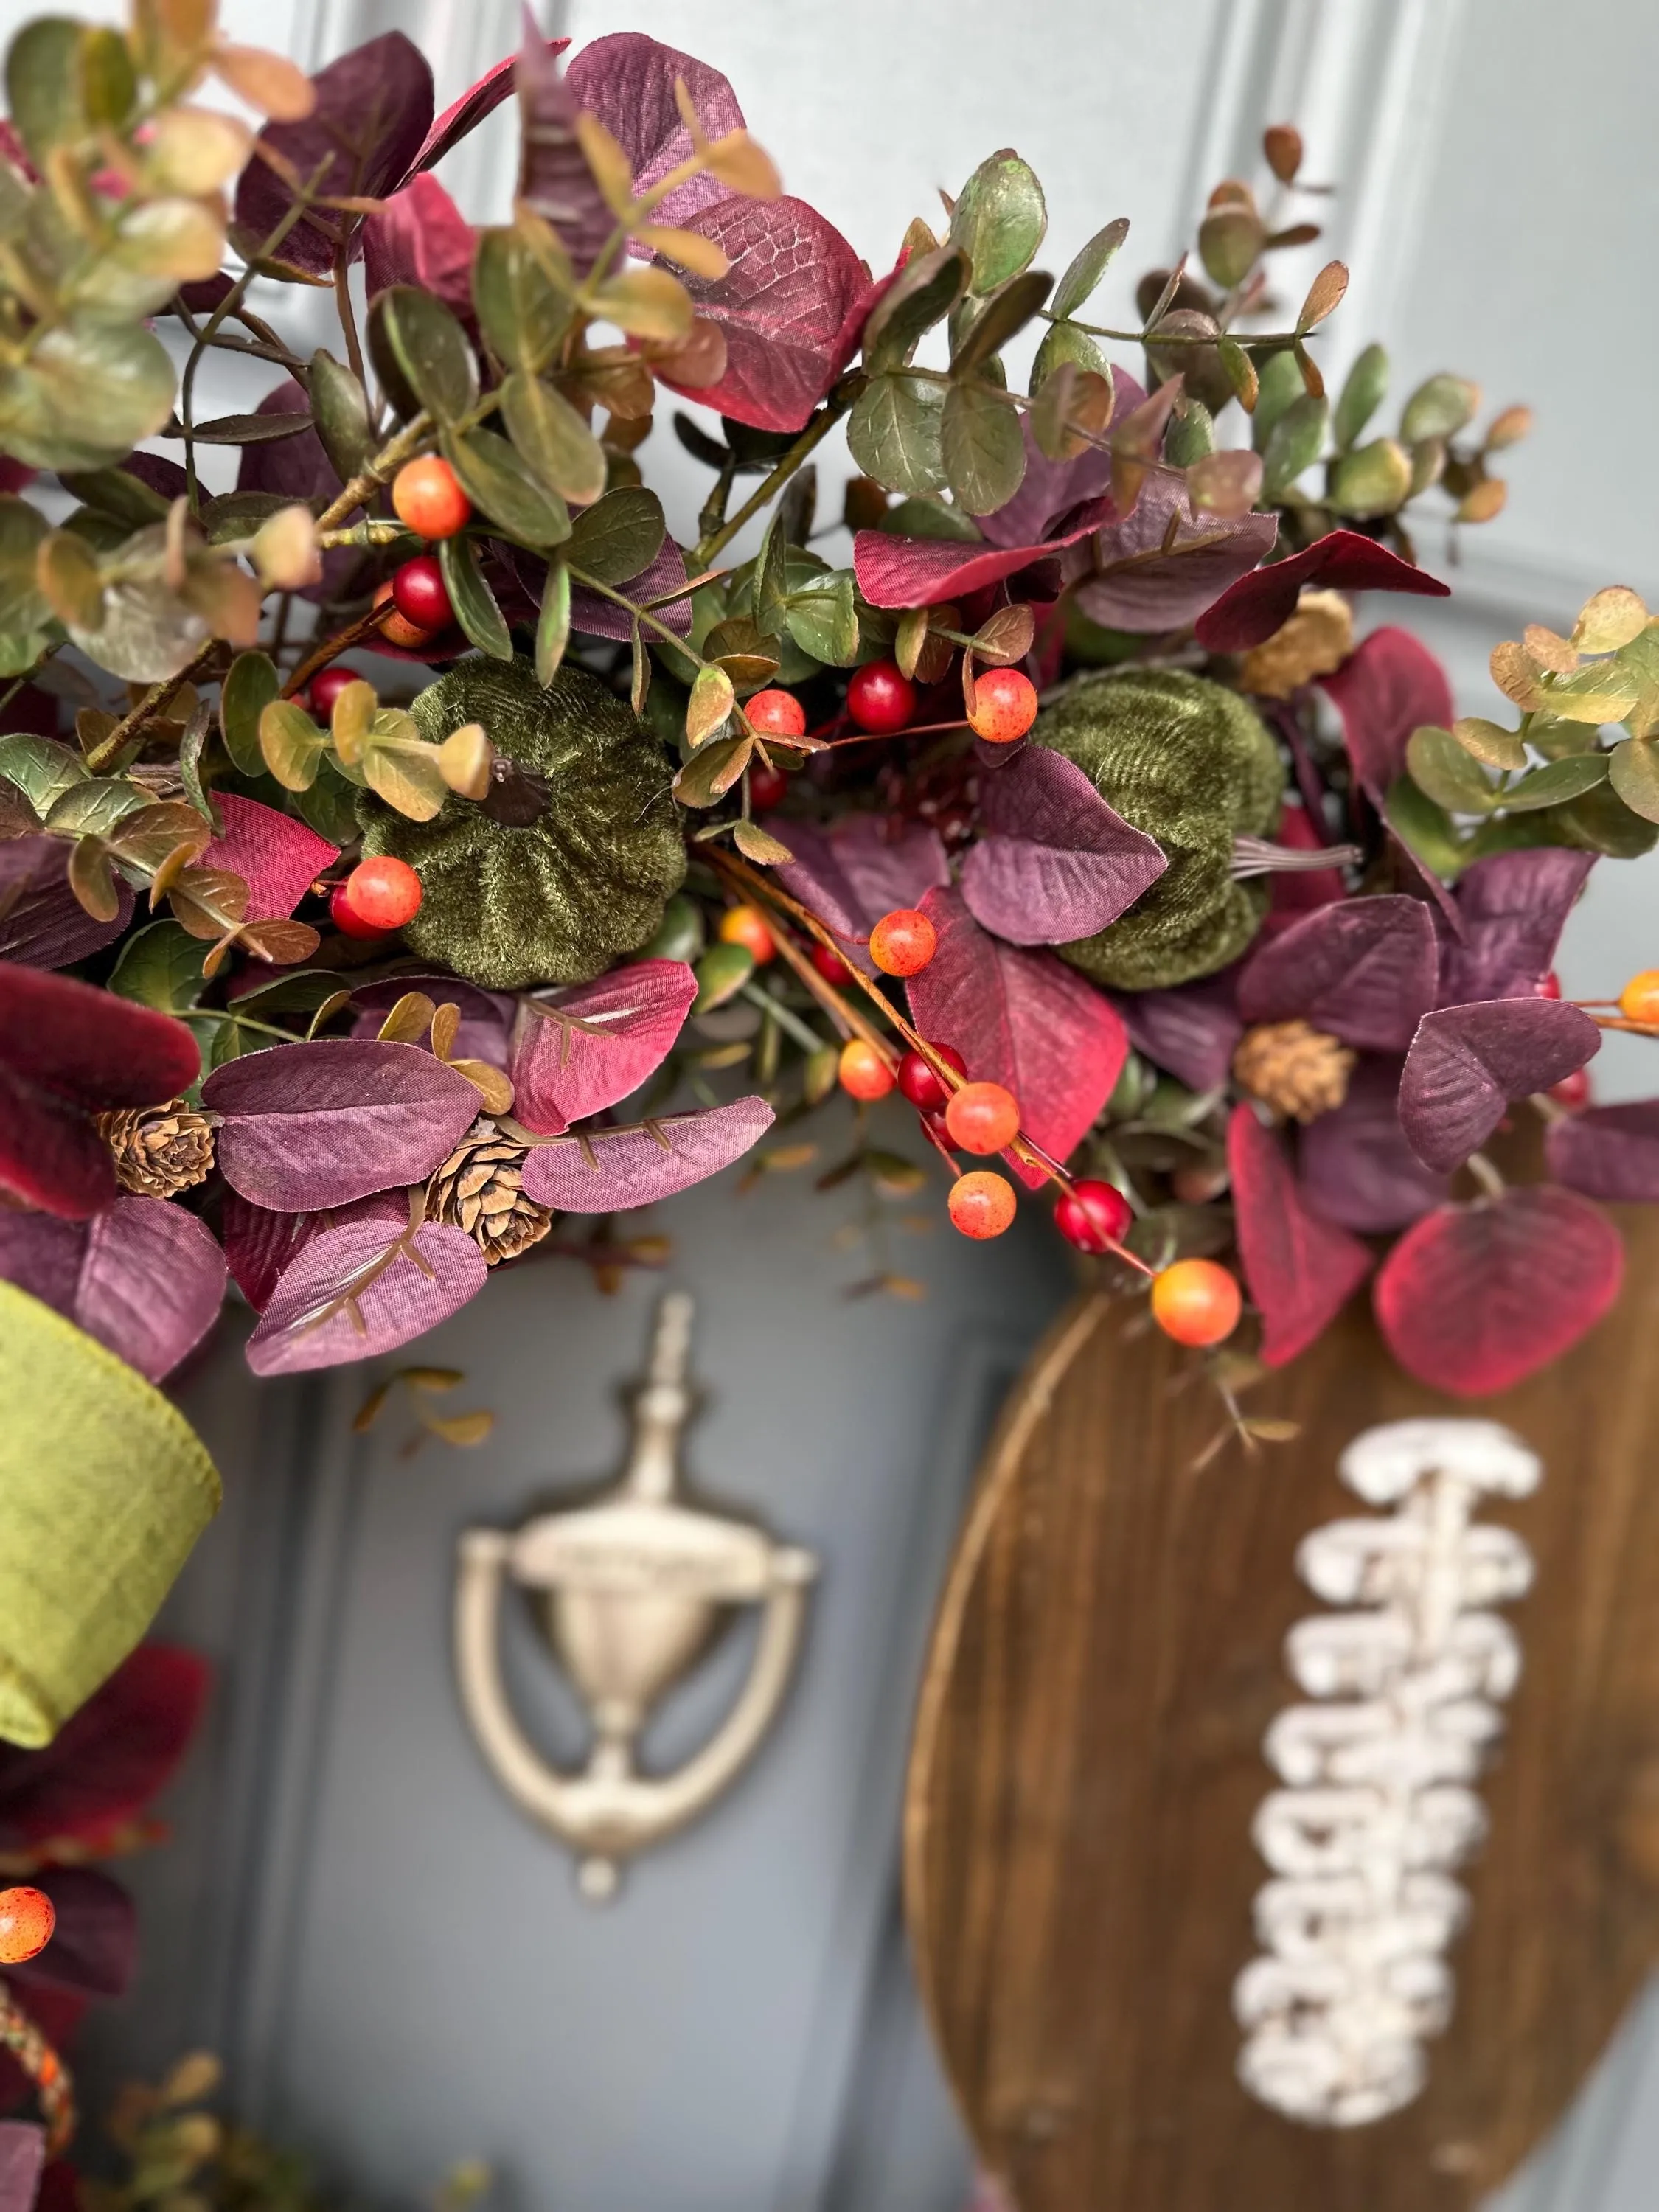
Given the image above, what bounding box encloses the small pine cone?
[97,1099,216,1197]
[1232,1019,1356,1123]
[427,1117,552,1266]
[1237,588,1354,700]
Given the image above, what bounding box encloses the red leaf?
[247,1212,487,1375]
[1399,998,1600,1172]
[1547,1099,1659,1202]
[0,1644,207,1847]
[1317,625,1454,807]
[770,816,949,975]
[508,959,698,1136]
[0,1197,226,1381]
[515,27,613,277]
[961,744,1166,944]
[1228,1102,1373,1366]
[566,32,746,229]
[1374,1185,1622,1396]
[853,499,1113,611]
[519,1096,775,1211]
[906,887,1128,1189]
[977,394,1141,548]
[1194,532,1449,653]
[362,175,476,315]
[567,535,693,642]
[410,35,569,177]
[1237,895,1439,1052]
[200,794,337,922]
[0,836,132,968]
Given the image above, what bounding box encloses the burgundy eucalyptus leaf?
[1071,474,1278,633]
[516,25,613,277]
[566,32,745,227]
[202,1039,480,1211]
[200,794,337,923]
[853,498,1114,611]
[1317,625,1455,807]
[220,1190,401,1312]
[520,1095,776,1211]
[976,386,1144,549]
[906,886,1128,1189]
[0,835,131,967]
[1546,1099,1659,1201]
[568,534,693,641]
[1374,1185,1622,1397]
[0,1197,226,1382]
[350,976,515,1066]
[509,959,698,1136]
[246,1213,487,1376]
[1110,972,1242,1093]
[0,1643,209,1846]
[961,744,1166,944]
[0,2120,42,2212]
[1228,1102,1373,1366]
[1195,531,1450,653]
[13,1868,133,2000]
[767,815,949,975]
[410,35,569,176]
[1398,997,1600,1172]
[363,175,476,315]
[1441,847,1596,1004]
[1237,895,1439,1053]
[1296,1056,1447,1233]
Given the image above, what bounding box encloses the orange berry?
[967,666,1039,744]
[373,578,437,651]
[1150,1258,1242,1348]
[718,903,776,964]
[1618,970,1659,1025]
[944,1079,1020,1155]
[0,1887,55,1965]
[949,1169,1016,1239]
[343,855,422,931]
[869,907,937,977]
[838,1038,895,1101]
[745,688,807,739]
[392,454,471,540]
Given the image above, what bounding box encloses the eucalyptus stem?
[84,639,222,774]
[694,390,855,568]
[740,978,824,1054]
[1040,307,1311,349]
[333,239,367,393]
[315,411,433,532]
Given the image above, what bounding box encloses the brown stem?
[316,411,433,532]
[83,639,223,774]
[693,388,855,569]
[284,602,397,698]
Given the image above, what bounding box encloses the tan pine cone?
[97,1099,216,1197]
[1232,1019,1356,1123]
[427,1117,552,1266]
[1237,588,1354,699]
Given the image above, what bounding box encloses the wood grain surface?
[904,1208,1659,2212]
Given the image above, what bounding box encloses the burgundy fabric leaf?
[567,32,745,228]
[411,35,569,176]
[246,1213,487,1375]
[1547,1099,1659,1201]
[854,498,1113,613]
[977,384,1144,549]
[0,2121,43,2212]
[1228,1103,1373,1366]
[0,835,131,967]
[1197,532,1450,653]
[0,1197,225,1382]
[1297,1056,1446,1233]
[961,745,1166,944]
[1110,972,1242,1093]
[11,1869,133,2000]
[568,534,692,640]
[362,175,476,315]
[220,1190,400,1313]
[906,886,1128,1189]
[767,816,949,976]
[518,1095,775,1211]
[1317,625,1455,807]
[235,379,340,506]
[1374,1186,1622,1397]
[508,959,698,1136]
[0,1644,206,1846]
[515,27,613,278]
[349,976,515,1067]
[1441,848,1596,1005]
[1237,895,1439,1053]
[1071,474,1279,633]
[233,33,434,281]
[1399,998,1601,1173]
[200,794,336,922]
[202,1039,480,1211]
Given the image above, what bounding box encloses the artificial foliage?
[0,4,1658,1753]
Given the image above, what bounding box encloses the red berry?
[745,688,807,739]
[344,855,423,931]
[1536,970,1562,1000]
[0,1887,55,1965]
[392,554,453,632]
[719,903,776,965]
[811,942,854,985]
[373,578,437,652]
[838,1038,895,1101]
[308,665,359,720]
[920,1108,954,1149]
[392,454,470,540]
[1054,1178,1133,1253]
[846,660,917,734]
[944,1079,1020,1155]
[748,761,789,812]
[967,666,1039,745]
[949,1170,1016,1239]
[1150,1258,1242,1347]
[897,1042,966,1112]
[869,906,937,977]
[1549,1067,1592,1111]
[330,881,389,940]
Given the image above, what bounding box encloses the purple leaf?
[220,1190,401,1313]
[1238,895,1439,1052]
[1195,530,1450,653]
[0,2121,43,2212]
[853,497,1113,611]
[1442,847,1596,1004]
[566,32,745,228]
[1070,474,1278,633]
[1375,1186,1622,1397]
[1547,1099,1659,1201]
[202,1038,481,1211]
[0,1197,225,1381]
[961,745,1166,944]
[976,383,1144,549]
[122,451,190,504]
[234,33,434,281]
[1317,625,1455,807]
[520,1096,775,1211]
[350,975,515,1066]
[363,175,476,315]
[907,886,1128,1189]
[1399,998,1601,1172]
[200,794,336,922]
[508,959,698,1136]
[516,26,612,277]
[1111,971,1242,1092]
[0,835,131,967]
[568,533,693,640]
[410,35,570,176]
[246,1211,487,1375]
[1228,1102,1373,1366]
[15,1868,133,2000]
[235,378,339,506]
[1297,1056,1447,1232]
[768,815,948,975]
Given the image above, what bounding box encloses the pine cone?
[427,1118,552,1266]
[97,1100,216,1197]
[1232,1020,1356,1123]
[1237,589,1354,700]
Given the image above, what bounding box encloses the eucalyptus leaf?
[1501,753,1610,812]
[176,411,313,446]
[1386,773,1467,877]
[44,776,149,838]
[371,287,478,425]
[108,919,209,1013]
[862,246,970,375]
[442,428,570,547]
[1406,725,1496,813]
[565,486,667,584]
[535,560,571,686]
[0,316,175,471]
[941,380,1025,514]
[1031,319,1109,387]
[58,467,171,530]
[500,371,607,506]
[1328,437,1411,518]
[1051,217,1130,320]
[1609,736,1659,824]
[5,18,83,164]
[0,495,48,633]
[220,651,281,779]
[951,270,1052,375]
[473,227,574,374]
[1400,372,1479,444]
[1260,391,1328,501]
[847,374,946,497]
[1251,349,1304,451]
[291,759,361,845]
[950,150,1047,294]
[1546,779,1659,859]
[1332,342,1388,451]
[308,349,372,484]
[439,535,514,662]
[0,731,84,818]
[784,571,859,667]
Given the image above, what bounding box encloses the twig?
[83,639,223,774]
[694,389,856,569]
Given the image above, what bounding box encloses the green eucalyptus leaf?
[949,150,1047,294]
[1260,391,1328,501]
[1608,736,1659,824]
[1251,349,1304,451]
[1031,319,1109,388]
[1385,773,1467,877]
[1406,724,1495,813]
[861,246,970,375]
[1164,398,1214,466]
[0,316,175,471]
[878,495,981,541]
[1501,753,1610,811]
[1332,341,1388,451]
[108,919,208,1013]
[57,467,171,530]
[754,510,790,641]
[1328,436,1412,518]
[941,379,1025,514]
[1545,777,1659,858]
[535,559,571,686]
[439,535,513,661]
[847,373,946,496]
[1400,372,1479,444]
[6,18,83,165]
[290,759,361,844]
[371,287,477,425]
[199,490,288,544]
[692,938,754,1007]
[1451,716,1527,771]
[1051,216,1130,321]
[784,571,859,667]
[950,269,1052,375]
[77,24,134,130]
[565,486,666,583]
[220,650,281,779]
[0,731,83,818]
[473,228,574,373]
[442,428,570,547]
[500,370,607,506]
[0,495,48,632]
[44,774,147,837]
[308,349,372,483]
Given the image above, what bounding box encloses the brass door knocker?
[454,1291,817,1901]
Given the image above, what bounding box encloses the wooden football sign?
[904,1207,1659,2211]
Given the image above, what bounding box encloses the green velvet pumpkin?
[358,658,686,990]
[1035,667,1284,990]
